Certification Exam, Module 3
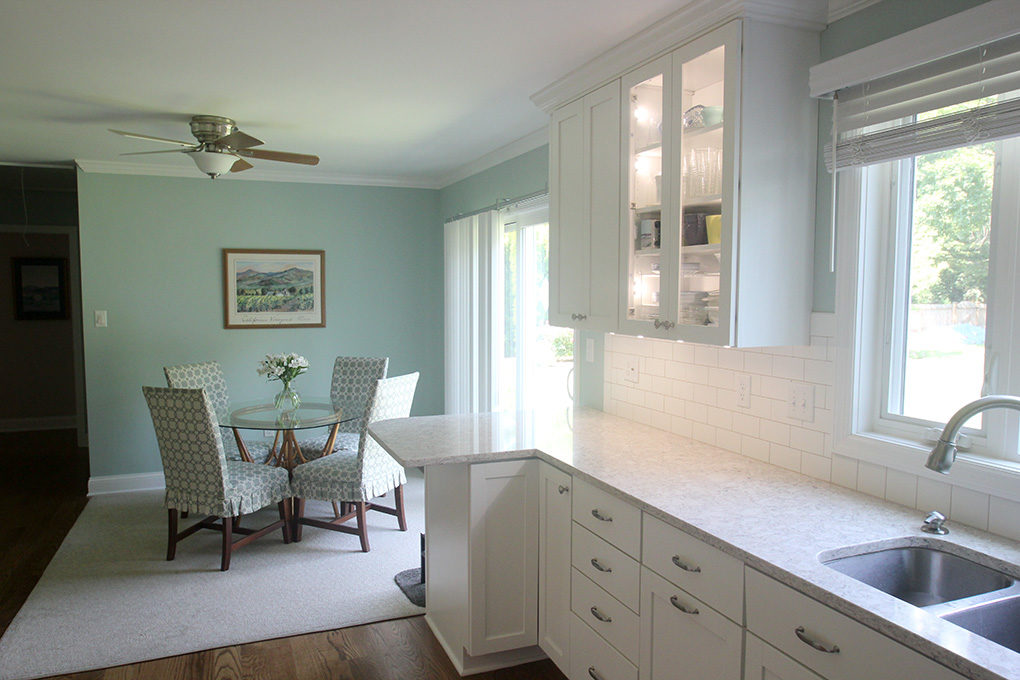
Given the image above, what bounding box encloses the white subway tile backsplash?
[857,462,887,499]
[884,469,918,509]
[601,314,1012,541]
[951,486,990,531]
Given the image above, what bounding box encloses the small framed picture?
[223,249,325,329]
[12,257,69,321]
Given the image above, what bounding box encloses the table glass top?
[223,398,358,431]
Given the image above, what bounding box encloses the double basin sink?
[821,542,1020,654]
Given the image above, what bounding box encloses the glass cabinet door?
[672,38,730,335]
[621,57,670,331]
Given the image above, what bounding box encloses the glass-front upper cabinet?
[619,56,673,335]
[670,27,737,343]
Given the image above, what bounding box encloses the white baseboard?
[0,415,77,432]
[88,472,165,496]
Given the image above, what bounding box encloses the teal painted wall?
[78,171,442,477]
[811,0,991,311]
[440,145,549,219]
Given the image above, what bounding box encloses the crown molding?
[827,0,883,23]
[74,159,442,189]
[437,127,549,190]
[530,0,827,113]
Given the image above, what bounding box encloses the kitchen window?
[812,9,1020,494]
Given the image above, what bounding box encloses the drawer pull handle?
[669,595,699,615]
[590,606,612,623]
[671,555,702,573]
[590,558,612,573]
[591,508,613,522]
[588,667,605,680]
[795,626,840,654]
[558,484,569,494]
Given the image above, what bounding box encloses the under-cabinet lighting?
[634,106,649,122]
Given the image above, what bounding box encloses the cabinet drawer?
[745,568,966,680]
[570,613,638,680]
[572,569,640,663]
[642,513,744,623]
[572,478,641,558]
[572,523,640,612]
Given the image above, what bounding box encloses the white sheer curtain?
[444,210,501,414]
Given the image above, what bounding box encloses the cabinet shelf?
[683,194,722,209]
[635,247,661,256]
[633,204,661,214]
[681,243,720,255]
[635,142,663,157]
[682,121,724,139]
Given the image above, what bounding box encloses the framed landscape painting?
[12,257,69,320]
[222,249,325,329]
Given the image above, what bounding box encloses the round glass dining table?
[222,398,358,469]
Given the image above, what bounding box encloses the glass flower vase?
[274,382,301,411]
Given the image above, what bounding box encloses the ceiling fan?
[109,115,320,178]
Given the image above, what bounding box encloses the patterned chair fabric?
[163,360,270,463]
[142,386,291,517]
[297,356,389,458]
[291,372,418,503]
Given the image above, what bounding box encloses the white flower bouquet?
[257,353,309,409]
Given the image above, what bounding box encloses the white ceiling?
[0,0,690,187]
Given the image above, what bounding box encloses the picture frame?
[12,257,70,321]
[222,249,325,329]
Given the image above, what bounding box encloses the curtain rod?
[444,187,549,223]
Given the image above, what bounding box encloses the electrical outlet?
[737,374,752,408]
[788,383,815,422]
[624,357,639,383]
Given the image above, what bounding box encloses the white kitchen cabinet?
[639,566,743,680]
[571,613,639,680]
[539,462,573,674]
[549,80,621,330]
[424,460,544,674]
[745,568,967,680]
[620,19,817,346]
[745,634,825,680]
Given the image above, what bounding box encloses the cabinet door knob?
[669,595,700,615]
[795,626,840,654]
[590,557,612,573]
[588,667,605,680]
[653,319,663,329]
[663,320,675,330]
[557,484,569,494]
[590,606,613,623]
[576,313,587,320]
[671,555,702,573]
[591,508,613,522]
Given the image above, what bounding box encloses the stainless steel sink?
[822,546,1014,607]
[941,595,1020,653]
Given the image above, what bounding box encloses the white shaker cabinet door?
[744,634,826,680]
[468,459,540,655]
[539,462,573,674]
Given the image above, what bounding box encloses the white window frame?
[833,138,1020,499]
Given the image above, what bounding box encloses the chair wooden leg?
[332,501,341,519]
[356,502,370,552]
[278,500,292,544]
[394,484,407,532]
[294,499,305,542]
[233,516,243,531]
[167,509,178,561]
[221,517,233,571]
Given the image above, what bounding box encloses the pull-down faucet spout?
[925,395,1020,473]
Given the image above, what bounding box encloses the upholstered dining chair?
[290,371,418,552]
[142,386,293,571]
[163,360,271,463]
[297,355,389,460]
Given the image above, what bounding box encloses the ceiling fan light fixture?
[189,149,236,178]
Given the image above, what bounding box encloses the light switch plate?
[788,383,815,421]
[585,338,595,363]
[94,310,108,327]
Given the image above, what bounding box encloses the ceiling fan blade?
[109,129,196,147]
[235,148,320,166]
[119,148,193,156]
[215,130,264,149]
[231,158,255,173]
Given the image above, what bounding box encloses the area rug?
[0,469,425,680]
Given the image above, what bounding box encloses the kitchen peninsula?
[369,408,1020,680]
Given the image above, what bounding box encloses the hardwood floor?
[0,429,567,680]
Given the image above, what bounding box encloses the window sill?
[833,429,1020,501]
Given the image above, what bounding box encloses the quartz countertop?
[369,408,1020,680]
